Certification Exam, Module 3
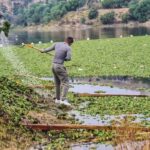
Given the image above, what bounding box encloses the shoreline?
[11,21,150,33]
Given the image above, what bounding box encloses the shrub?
[101,0,115,8]
[129,0,150,22]
[88,8,99,20]
[102,0,132,9]
[80,17,86,24]
[100,12,115,24]
[122,13,130,23]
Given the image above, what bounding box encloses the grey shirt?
[43,42,71,64]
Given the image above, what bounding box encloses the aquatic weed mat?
[0,76,47,149]
[69,96,150,120]
[1,36,150,77]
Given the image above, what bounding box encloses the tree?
[100,12,115,24]
[101,0,132,8]
[88,8,98,19]
[129,0,150,22]
[101,0,114,8]
[121,13,130,23]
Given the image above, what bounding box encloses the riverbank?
[1,76,149,150]
[0,76,71,150]
[12,20,150,33]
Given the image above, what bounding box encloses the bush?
[102,0,132,9]
[101,0,115,8]
[129,0,150,22]
[80,17,86,24]
[100,12,115,24]
[122,13,130,23]
[9,0,87,26]
[88,8,99,20]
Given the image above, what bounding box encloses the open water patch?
[40,76,150,95]
[69,110,150,126]
[71,143,114,150]
[71,140,150,150]
[69,84,145,95]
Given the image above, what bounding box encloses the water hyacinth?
[0,32,40,85]
[0,35,150,77]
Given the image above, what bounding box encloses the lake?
[9,26,150,44]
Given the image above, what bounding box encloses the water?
[70,76,150,90]
[9,26,150,44]
[71,143,114,150]
[29,141,150,150]
[40,77,150,96]
[69,110,150,126]
[71,140,150,150]
[69,84,144,95]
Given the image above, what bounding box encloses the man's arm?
[41,43,55,53]
[65,48,71,61]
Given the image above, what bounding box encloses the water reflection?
[9,26,150,44]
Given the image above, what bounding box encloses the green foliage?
[129,0,150,22]
[47,130,114,149]
[0,21,11,37]
[0,36,150,77]
[101,0,132,8]
[50,2,67,20]
[100,12,115,24]
[0,76,44,149]
[80,17,86,24]
[88,8,99,20]
[121,13,130,23]
[101,0,115,8]
[66,0,81,11]
[10,0,86,25]
[77,96,150,116]
[0,76,38,123]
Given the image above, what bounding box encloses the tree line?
[0,0,150,26]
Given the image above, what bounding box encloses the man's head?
[66,37,74,46]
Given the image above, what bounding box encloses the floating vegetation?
[0,36,149,77]
[70,96,150,118]
[0,76,43,149]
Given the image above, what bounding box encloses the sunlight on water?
[0,32,40,85]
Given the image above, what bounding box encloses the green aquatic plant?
[0,76,44,149]
[2,35,149,77]
[73,96,150,117]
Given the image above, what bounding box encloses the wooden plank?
[74,93,149,97]
[23,124,150,132]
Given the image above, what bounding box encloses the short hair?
[66,37,74,44]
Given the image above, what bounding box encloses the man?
[41,37,74,106]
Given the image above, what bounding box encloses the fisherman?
[41,37,74,106]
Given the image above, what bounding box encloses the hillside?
[0,0,150,28]
[61,8,129,26]
[0,0,46,13]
